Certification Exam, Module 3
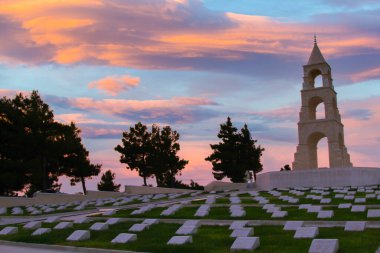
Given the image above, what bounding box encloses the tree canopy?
[115,122,188,187]
[0,91,100,196]
[205,117,264,183]
[97,170,121,192]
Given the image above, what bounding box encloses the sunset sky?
[1,0,380,193]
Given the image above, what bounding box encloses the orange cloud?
[88,75,140,96]
[1,0,379,69]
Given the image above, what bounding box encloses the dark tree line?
[0,91,101,196]
[206,117,264,183]
[115,122,191,188]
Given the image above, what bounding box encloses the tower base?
[256,167,380,190]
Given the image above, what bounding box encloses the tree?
[205,117,241,182]
[280,164,292,171]
[115,122,153,186]
[206,117,264,183]
[0,91,99,196]
[239,124,264,181]
[150,125,188,187]
[115,123,188,187]
[62,123,101,195]
[97,170,121,192]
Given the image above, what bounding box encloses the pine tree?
[205,117,241,182]
[239,124,264,181]
[115,122,153,186]
[62,123,101,195]
[206,117,264,183]
[97,170,121,192]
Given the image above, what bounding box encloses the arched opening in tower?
[314,74,323,88]
[315,102,325,119]
[317,137,329,168]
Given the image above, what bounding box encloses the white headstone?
[24,221,42,230]
[183,220,200,228]
[351,205,366,212]
[230,228,254,238]
[54,222,73,230]
[89,222,109,231]
[45,216,60,223]
[103,209,117,216]
[167,236,192,245]
[106,218,121,225]
[32,228,51,236]
[308,239,339,253]
[284,221,304,231]
[344,221,366,231]
[294,227,319,238]
[231,237,260,251]
[74,217,90,224]
[142,219,159,225]
[66,230,90,241]
[229,221,249,230]
[317,210,334,219]
[367,209,380,218]
[0,227,18,235]
[0,207,7,215]
[272,211,288,218]
[175,226,198,235]
[307,206,322,213]
[354,198,366,203]
[111,233,137,244]
[338,203,351,209]
[129,223,150,232]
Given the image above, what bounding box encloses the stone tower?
[292,38,352,170]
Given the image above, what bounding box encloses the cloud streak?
[88,75,140,95]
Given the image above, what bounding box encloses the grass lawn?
[0,222,379,253]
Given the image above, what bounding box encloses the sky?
[1,0,380,193]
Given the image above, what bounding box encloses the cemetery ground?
[1,187,380,252]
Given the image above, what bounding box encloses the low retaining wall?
[0,191,126,208]
[204,181,248,192]
[124,185,196,194]
[256,167,380,190]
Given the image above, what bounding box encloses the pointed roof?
[307,36,326,65]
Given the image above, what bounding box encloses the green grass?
[1,222,379,252]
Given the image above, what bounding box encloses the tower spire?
[307,35,325,65]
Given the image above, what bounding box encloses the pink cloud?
[88,75,140,96]
[351,67,380,82]
[1,0,379,70]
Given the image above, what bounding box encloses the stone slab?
[271,211,288,218]
[183,220,200,228]
[129,223,150,232]
[231,237,260,251]
[229,221,249,230]
[106,218,121,225]
[111,233,137,244]
[167,236,192,245]
[89,222,109,231]
[32,228,51,236]
[338,203,351,209]
[309,239,339,253]
[66,230,90,241]
[0,227,18,235]
[294,227,319,238]
[175,226,198,235]
[45,216,60,223]
[54,222,73,230]
[142,219,159,225]
[351,205,366,212]
[74,217,90,224]
[344,221,366,231]
[367,209,380,218]
[307,206,322,213]
[283,221,304,231]
[24,221,42,230]
[230,228,254,238]
[317,210,334,219]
